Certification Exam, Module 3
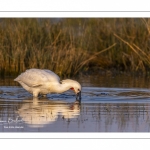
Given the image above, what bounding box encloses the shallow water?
[1,75,150,132]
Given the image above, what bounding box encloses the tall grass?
[0,18,150,77]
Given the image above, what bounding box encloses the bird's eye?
[78,89,80,92]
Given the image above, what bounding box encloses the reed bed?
[0,18,150,77]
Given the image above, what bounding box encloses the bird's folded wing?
[14,69,60,87]
[15,70,48,87]
[43,69,60,82]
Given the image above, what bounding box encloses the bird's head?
[60,79,81,100]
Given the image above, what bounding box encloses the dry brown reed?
[0,18,150,77]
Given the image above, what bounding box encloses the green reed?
[0,18,150,77]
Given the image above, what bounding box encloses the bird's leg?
[33,91,39,97]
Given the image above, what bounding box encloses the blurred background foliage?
[0,18,150,77]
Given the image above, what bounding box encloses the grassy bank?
[0,18,150,77]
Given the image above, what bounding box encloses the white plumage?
[14,68,81,99]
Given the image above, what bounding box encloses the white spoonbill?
[14,68,81,100]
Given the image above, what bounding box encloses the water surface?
[1,74,150,132]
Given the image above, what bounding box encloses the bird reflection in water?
[17,98,80,128]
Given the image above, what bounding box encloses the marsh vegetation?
[0,18,150,77]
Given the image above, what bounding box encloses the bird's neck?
[51,83,72,94]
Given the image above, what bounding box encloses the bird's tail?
[14,77,19,81]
